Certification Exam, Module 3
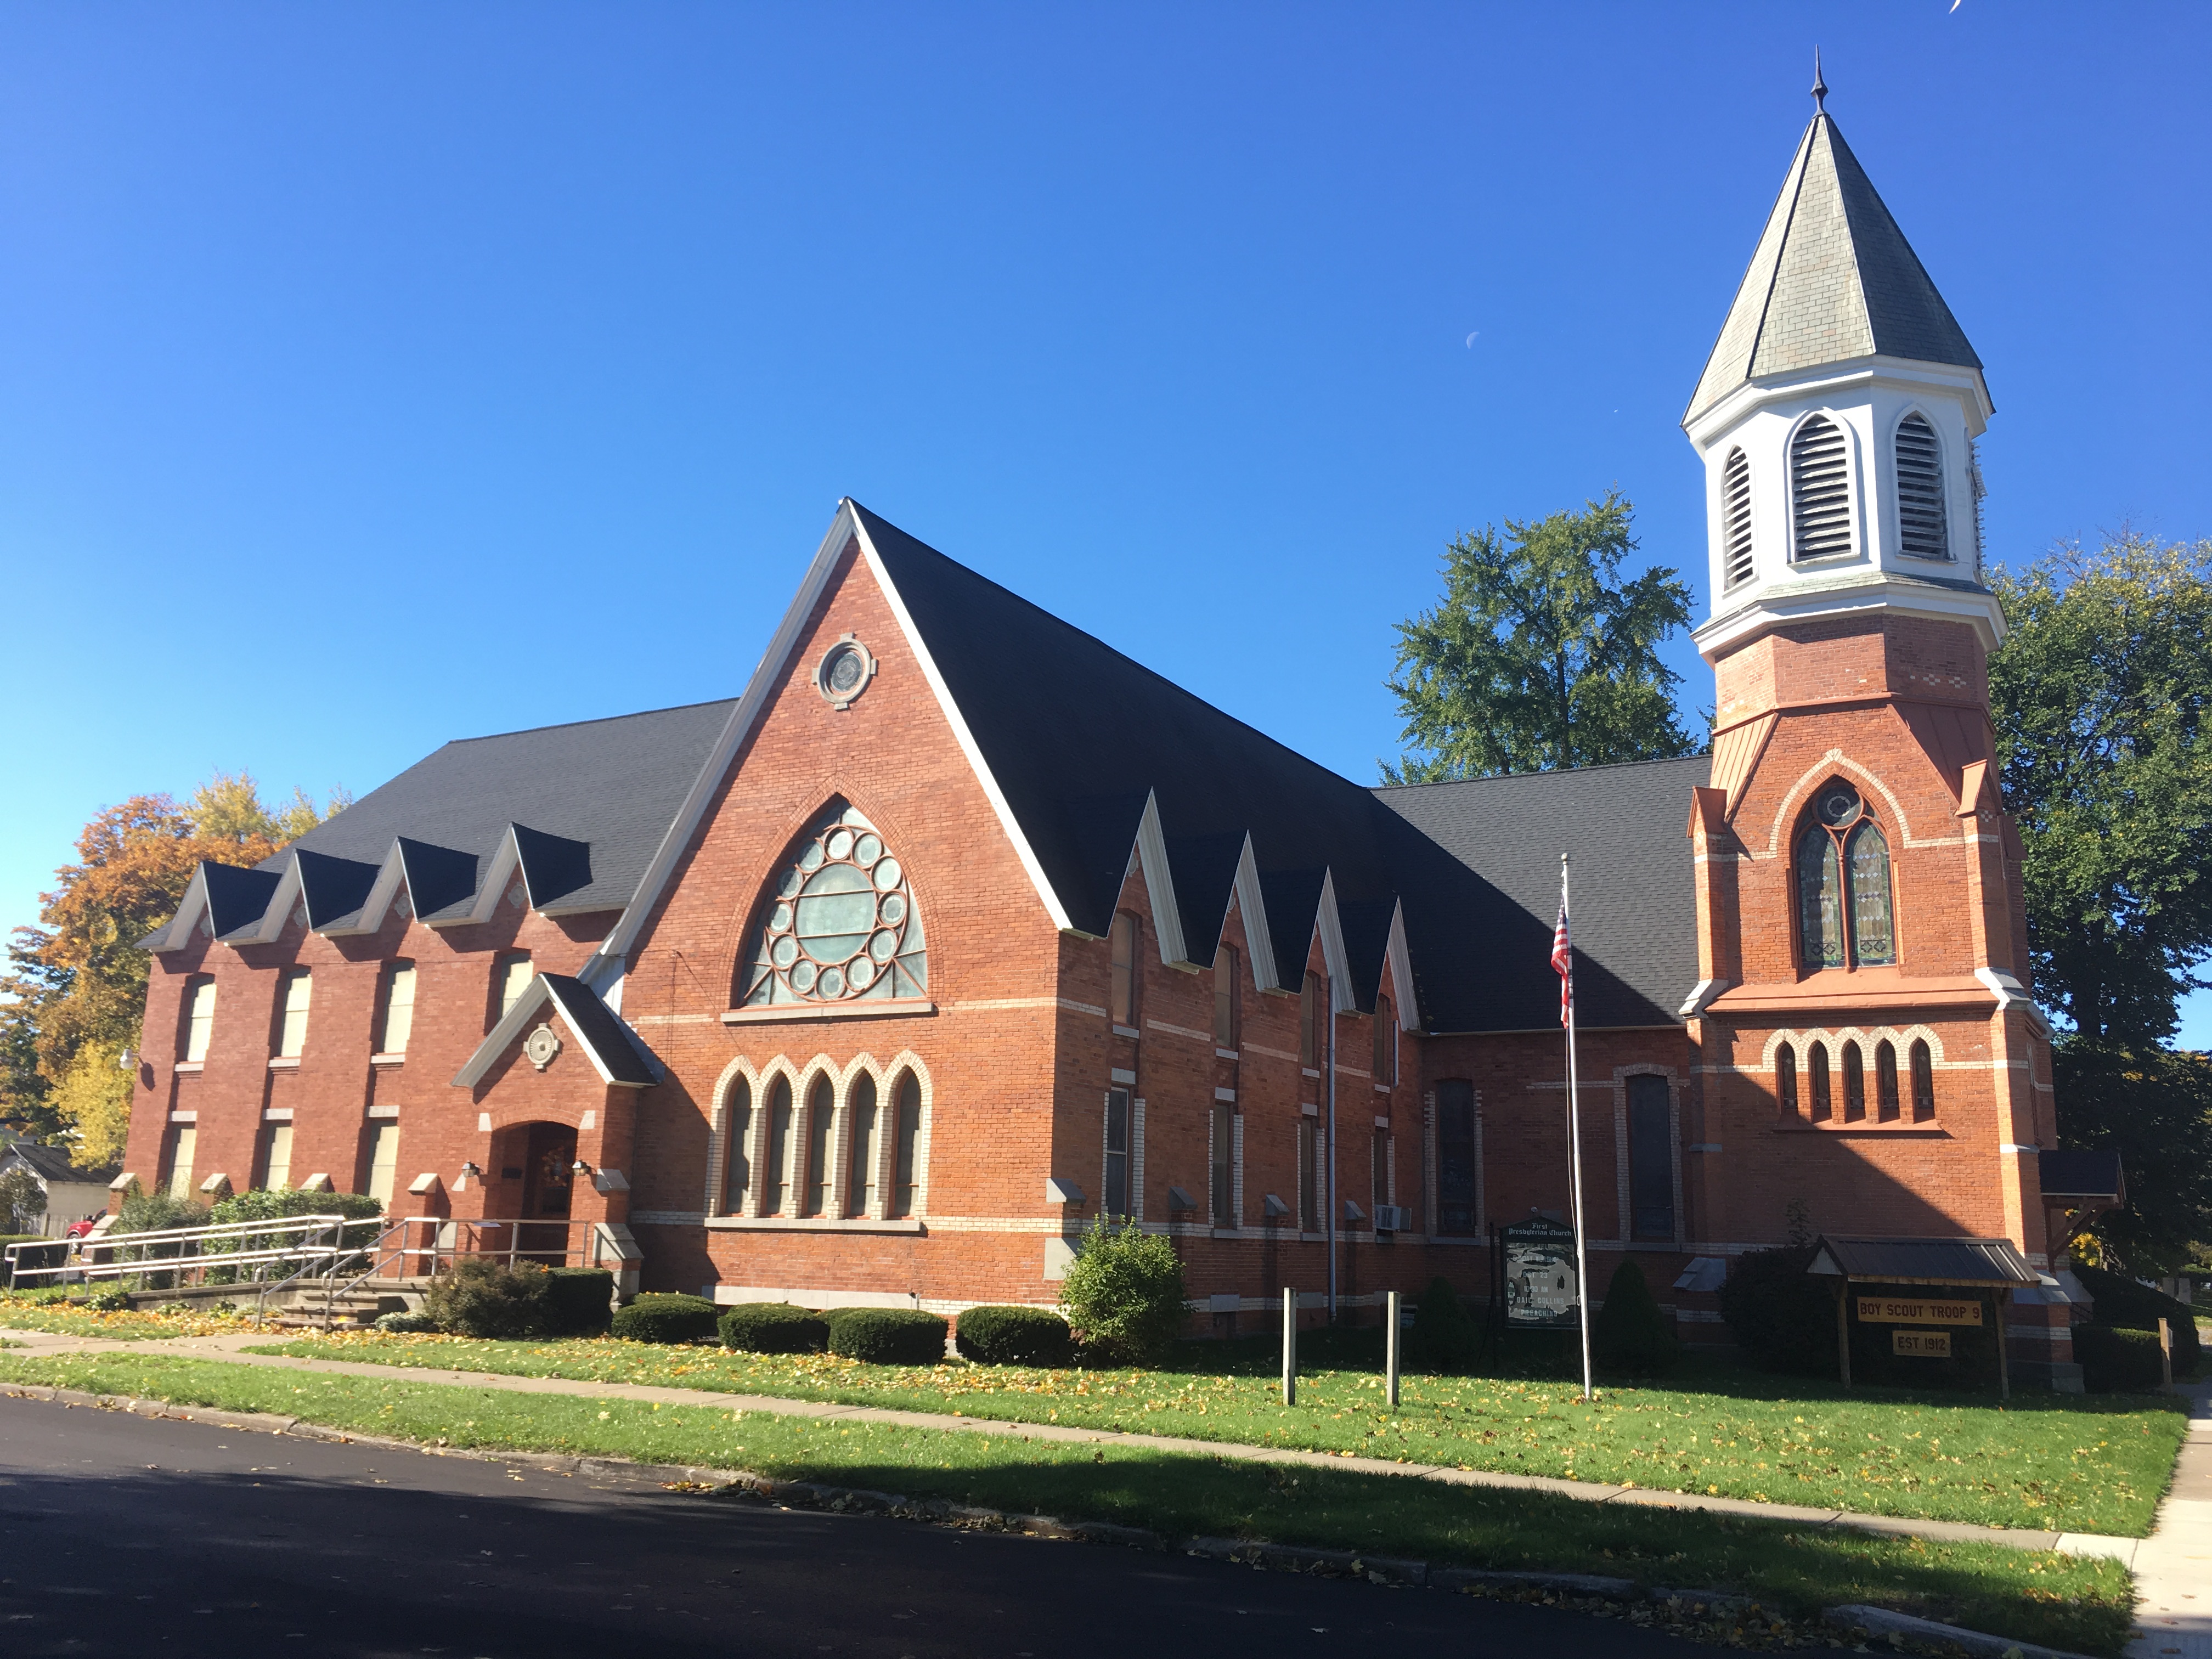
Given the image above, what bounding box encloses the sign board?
[1892,1329,1953,1358]
[1856,1296,1983,1327]
[1499,1218,1579,1328]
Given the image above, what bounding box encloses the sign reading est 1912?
[1856,1296,1983,1327]
[1893,1329,1953,1358]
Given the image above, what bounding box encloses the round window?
[815,636,876,708]
[1817,783,1863,828]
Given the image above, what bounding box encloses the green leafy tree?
[1057,1216,1187,1362]
[1383,490,1697,783]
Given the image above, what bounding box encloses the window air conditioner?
[1373,1204,1409,1233]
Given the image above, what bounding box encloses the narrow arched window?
[274,969,312,1058]
[802,1076,835,1216]
[1722,446,1755,587]
[1847,822,1895,965]
[1109,912,1139,1028]
[723,1076,753,1212]
[1776,1042,1798,1119]
[1875,1040,1899,1122]
[1213,945,1238,1049]
[1796,822,1845,969]
[845,1073,879,1218]
[1841,1041,1865,1122]
[1797,781,1899,971]
[1910,1039,1935,1121]
[1895,414,1949,560]
[1300,970,1327,1067]
[1373,994,1396,1086]
[1791,414,1852,560]
[764,1075,794,1215]
[889,1070,922,1217]
[1809,1044,1832,1122]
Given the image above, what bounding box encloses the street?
[0,1393,1815,1657]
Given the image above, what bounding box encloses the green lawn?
[0,1290,263,1342]
[249,1328,2188,1537]
[0,1350,2137,1656]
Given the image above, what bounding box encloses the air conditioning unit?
[1372,1204,1409,1233]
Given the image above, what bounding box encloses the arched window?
[1910,1039,1936,1121]
[1875,1040,1899,1122]
[1109,912,1139,1027]
[723,1076,753,1212]
[845,1073,879,1218]
[1809,1043,1832,1121]
[740,803,926,1007]
[1722,446,1755,587]
[377,961,416,1056]
[274,969,312,1059]
[1300,970,1327,1067]
[1776,1042,1798,1119]
[1790,414,1852,561]
[1373,994,1396,1086]
[802,1076,835,1216]
[1841,1041,1865,1122]
[764,1075,794,1215]
[888,1070,922,1217]
[1213,945,1238,1048]
[1796,781,1898,970]
[1894,413,1949,560]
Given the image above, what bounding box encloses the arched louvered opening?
[1790,415,1852,561]
[1722,447,1754,588]
[1895,413,1949,560]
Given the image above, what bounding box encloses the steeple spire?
[1812,48,1827,114]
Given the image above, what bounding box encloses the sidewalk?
[0,1325,2152,1566]
[2125,1375,2211,1659]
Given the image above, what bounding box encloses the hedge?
[545,1268,614,1336]
[2073,1265,2199,1376]
[954,1305,1071,1367]
[2075,1323,2169,1393]
[825,1306,948,1364]
[611,1293,720,1345]
[718,1302,829,1353]
[1593,1259,1679,1376]
[1717,1245,1835,1374]
[422,1259,551,1339]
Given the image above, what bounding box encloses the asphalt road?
[0,1393,1829,1657]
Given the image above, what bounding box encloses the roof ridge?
[1372,751,1713,793]
[438,696,739,749]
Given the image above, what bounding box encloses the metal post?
[1836,1282,1852,1389]
[1325,1000,1338,1324]
[1562,853,1594,1403]
[2158,1317,2173,1389]
[1282,1286,1297,1406]
[1385,1290,1401,1408]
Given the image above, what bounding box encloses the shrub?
[825,1306,949,1364]
[544,1268,614,1336]
[114,1192,210,1235]
[1057,1218,1187,1363]
[611,1293,721,1345]
[88,1289,131,1311]
[0,1235,52,1289]
[1413,1276,1479,1372]
[1718,1245,1836,1375]
[955,1305,1073,1367]
[421,1257,552,1339]
[718,1302,829,1353]
[1593,1259,1679,1375]
[2075,1322,2168,1393]
[2072,1265,2200,1377]
[374,1309,437,1333]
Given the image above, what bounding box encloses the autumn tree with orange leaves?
[0,774,347,1165]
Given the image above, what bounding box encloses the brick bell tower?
[1677,71,2068,1365]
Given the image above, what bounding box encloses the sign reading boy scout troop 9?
[1855,1295,1983,1327]
[1500,1217,1579,1328]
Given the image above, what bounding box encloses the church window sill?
[173,1062,204,1074]
[721,1000,935,1026]
[704,1215,924,1234]
[371,1052,407,1068]
[267,1057,301,1071]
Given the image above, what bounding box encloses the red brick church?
[121,98,2101,1385]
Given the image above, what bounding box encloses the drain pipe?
[1325,993,1338,1324]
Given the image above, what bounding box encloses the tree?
[1383,490,1697,783]
[0,772,348,1164]
[2051,1043,2212,1277]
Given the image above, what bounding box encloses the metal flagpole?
[1560,853,1594,1403]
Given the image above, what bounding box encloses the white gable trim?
[1231,835,1283,995]
[450,975,652,1091]
[848,509,1073,933]
[1384,899,1419,1030]
[318,843,409,937]
[148,866,212,953]
[222,857,302,949]
[1131,792,1192,967]
[462,828,524,927]
[1314,869,1354,1013]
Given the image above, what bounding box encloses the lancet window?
[740,803,927,1007]
[1795,781,1897,972]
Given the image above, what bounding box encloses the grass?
[0,1289,265,1341]
[0,1349,2136,1656]
[246,1327,2190,1537]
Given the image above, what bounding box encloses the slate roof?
[275,699,737,922]
[1,1143,120,1186]
[540,974,662,1088]
[1809,1234,2040,1287]
[1371,755,1710,1031]
[1686,111,1982,424]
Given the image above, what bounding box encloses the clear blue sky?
[3,5,2208,1031]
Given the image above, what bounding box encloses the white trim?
[462,828,524,927]
[1314,870,1353,1013]
[148,866,210,952]
[319,843,410,938]
[1230,835,1283,994]
[1383,899,1419,1029]
[1131,792,1191,966]
[224,858,302,947]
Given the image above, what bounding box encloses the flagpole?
[1562,852,1594,1403]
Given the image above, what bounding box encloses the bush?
[1593,1259,1679,1376]
[2073,1265,2200,1378]
[421,1257,552,1339]
[825,1306,949,1365]
[374,1309,437,1333]
[114,1192,210,1235]
[1413,1276,1480,1372]
[0,1235,52,1289]
[611,1293,720,1345]
[1718,1245,1836,1375]
[87,1289,131,1311]
[718,1302,829,1353]
[544,1268,614,1336]
[1057,1218,1187,1363]
[955,1305,1073,1367]
[2075,1322,2169,1393]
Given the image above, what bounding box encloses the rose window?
[741,804,927,1005]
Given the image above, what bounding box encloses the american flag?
[1551,872,1572,1027]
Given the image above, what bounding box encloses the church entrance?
[517,1122,577,1264]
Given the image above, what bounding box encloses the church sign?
[1497,1217,1579,1328]
[1855,1296,1983,1327]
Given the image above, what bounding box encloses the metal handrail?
[4,1214,360,1295]
[315,1217,617,1330]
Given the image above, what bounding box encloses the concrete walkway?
[1,1324,2158,1570]
[2125,1375,2211,1659]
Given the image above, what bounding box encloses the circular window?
[740,805,928,1006]
[1818,783,1863,828]
[815,635,877,709]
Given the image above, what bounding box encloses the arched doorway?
[501,1121,577,1265]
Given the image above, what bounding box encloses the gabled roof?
[1372,755,1709,1031]
[452,971,661,1090]
[1808,1234,2039,1288]
[1686,111,1982,425]
[2,1142,120,1186]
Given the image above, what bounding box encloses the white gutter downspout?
[1326,992,1338,1324]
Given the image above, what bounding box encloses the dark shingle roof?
[1688,112,1981,424]
[2,1142,120,1185]
[1372,755,1709,1031]
[274,699,737,919]
[541,974,661,1087]
[1809,1234,2040,1287]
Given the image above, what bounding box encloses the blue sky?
[3,5,2208,1033]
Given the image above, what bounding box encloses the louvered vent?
[1790,415,1852,560]
[1722,447,1754,588]
[1970,438,1987,577]
[1894,414,1949,559]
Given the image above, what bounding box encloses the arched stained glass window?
[741,803,927,1006]
[723,1076,753,1212]
[1796,781,1900,972]
[1776,1042,1798,1119]
[1796,823,1845,969]
[1848,822,1895,965]
[1875,1040,1899,1121]
[1841,1041,1865,1122]
[1910,1039,1936,1121]
[1809,1043,1832,1122]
